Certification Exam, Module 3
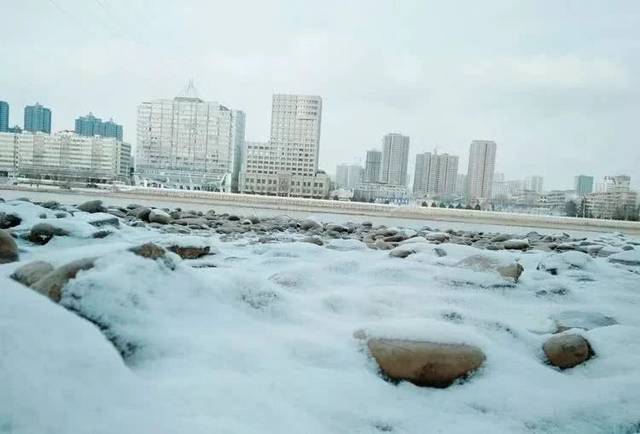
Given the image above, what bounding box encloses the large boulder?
[299,219,321,231]
[543,334,593,369]
[27,223,70,245]
[30,258,96,302]
[77,200,106,213]
[367,338,485,388]
[131,207,152,222]
[457,254,524,283]
[148,209,172,225]
[503,238,530,250]
[0,229,19,264]
[0,212,21,229]
[10,260,54,286]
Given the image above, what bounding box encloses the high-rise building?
[466,140,496,205]
[574,175,594,197]
[335,164,363,189]
[412,151,459,196]
[239,94,329,198]
[525,175,544,193]
[336,164,349,188]
[24,103,51,134]
[598,175,631,194]
[364,150,382,183]
[75,113,123,141]
[0,131,131,182]
[381,133,409,186]
[136,94,245,191]
[0,101,8,133]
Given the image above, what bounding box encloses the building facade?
[0,101,8,133]
[353,182,410,204]
[574,175,594,197]
[335,163,363,189]
[364,150,382,183]
[525,175,544,193]
[136,95,245,192]
[239,94,329,199]
[381,133,409,186]
[0,131,131,182]
[466,140,496,205]
[24,103,51,134]
[412,151,459,196]
[75,113,123,141]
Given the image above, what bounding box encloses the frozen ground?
[1,197,640,434]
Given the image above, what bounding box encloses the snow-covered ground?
[1,197,640,434]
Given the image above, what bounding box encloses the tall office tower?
[574,175,594,196]
[525,175,544,193]
[239,95,329,198]
[466,140,497,204]
[381,133,409,186]
[336,164,349,188]
[364,150,382,183]
[0,101,8,132]
[24,103,52,133]
[413,151,459,196]
[75,113,123,141]
[136,93,245,191]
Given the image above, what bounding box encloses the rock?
[27,223,70,245]
[543,334,593,369]
[173,217,209,227]
[129,242,166,259]
[537,251,593,275]
[367,338,485,388]
[131,207,152,222]
[361,221,373,228]
[0,212,21,229]
[551,311,617,332]
[126,203,143,210]
[88,215,120,228]
[457,254,524,282]
[40,200,59,210]
[31,258,96,302]
[10,261,54,286]
[608,250,640,266]
[389,246,415,258]
[107,209,128,218]
[299,219,321,230]
[248,216,260,224]
[240,219,253,225]
[503,239,530,250]
[148,209,172,224]
[326,223,349,233]
[168,245,210,259]
[384,233,407,243]
[426,232,450,242]
[434,247,447,257]
[77,200,106,213]
[0,229,19,264]
[301,236,323,246]
[92,230,113,239]
[491,233,511,242]
[374,239,394,250]
[496,263,525,283]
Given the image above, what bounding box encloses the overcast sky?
[3,0,639,189]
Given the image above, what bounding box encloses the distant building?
[335,163,363,189]
[75,113,123,141]
[597,175,631,194]
[412,151,458,196]
[335,164,349,188]
[455,173,468,195]
[0,101,8,132]
[353,182,410,204]
[24,103,51,134]
[0,131,131,182]
[546,190,577,213]
[136,94,245,192]
[239,94,329,199]
[381,133,409,186]
[364,150,382,183]
[574,175,594,197]
[525,175,544,193]
[586,191,638,219]
[466,140,496,205]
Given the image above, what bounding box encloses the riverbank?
[2,185,639,235]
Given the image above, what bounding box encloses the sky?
[2,0,639,190]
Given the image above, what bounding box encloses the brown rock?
[168,245,210,259]
[0,228,19,264]
[367,338,485,388]
[543,334,593,369]
[30,258,96,302]
[129,242,166,259]
[10,260,54,286]
[27,223,70,245]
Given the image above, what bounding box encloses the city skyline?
[2,1,639,189]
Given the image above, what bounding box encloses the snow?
[1,198,640,433]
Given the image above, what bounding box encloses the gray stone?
[543,334,592,369]
[299,219,321,230]
[491,233,512,242]
[131,207,152,221]
[389,246,415,258]
[27,223,70,245]
[0,229,19,264]
[77,200,106,213]
[426,232,450,242]
[107,209,128,218]
[129,242,166,259]
[503,239,530,250]
[457,254,524,282]
[31,258,96,302]
[168,245,211,259]
[374,239,394,250]
[88,215,120,228]
[367,338,485,388]
[301,236,323,246]
[0,212,22,229]
[10,261,54,287]
[148,209,172,225]
[92,230,113,239]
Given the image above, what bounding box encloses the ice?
[1,197,640,433]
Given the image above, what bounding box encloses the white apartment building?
[412,151,459,196]
[335,163,363,189]
[524,175,544,193]
[239,94,329,199]
[0,131,131,182]
[381,133,409,186]
[466,140,496,206]
[364,150,382,183]
[136,95,245,192]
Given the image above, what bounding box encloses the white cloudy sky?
[3,0,639,189]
